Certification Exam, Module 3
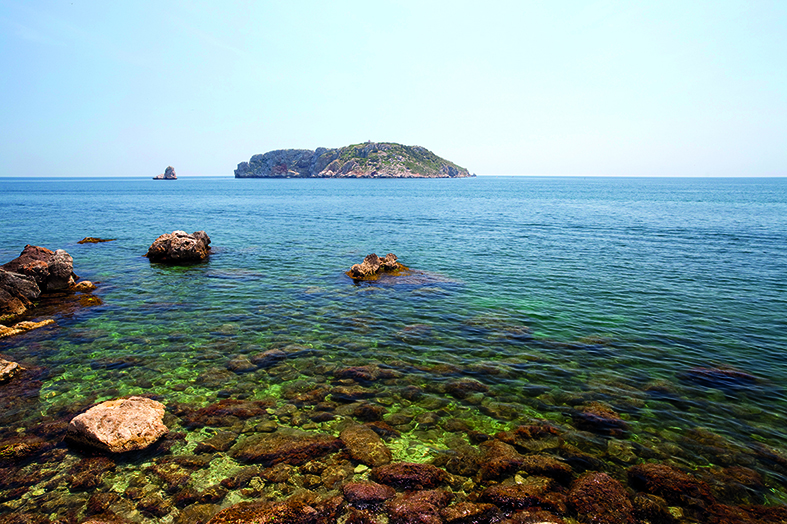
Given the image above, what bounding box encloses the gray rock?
[0,268,40,322]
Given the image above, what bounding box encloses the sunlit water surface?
[1,176,786,520]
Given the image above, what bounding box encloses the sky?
[1,1,785,177]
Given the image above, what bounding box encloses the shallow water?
[1,176,786,521]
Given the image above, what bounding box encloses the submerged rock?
[230,428,342,466]
[347,253,409,281]
[568,472,634,524]
[440,502,501,524]
[372,462,446,490]
[385,489,452,523]
[343,481,396,508]
[572,402,629,437]
[340,424,392,467]
[66,396,168,453]
[481,477,562,511]
[627,462,714,507]
[145,230,211,264]
[680,366,759,392]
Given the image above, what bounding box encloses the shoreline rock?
[1,245,92,325]
[145,230,211,264]
[2,245,77,293]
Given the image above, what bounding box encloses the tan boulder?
[0,358,24,382]
[67,396,168,453]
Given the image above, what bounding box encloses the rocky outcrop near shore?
[347,253,409,281]
[2,245,77,293]
[145,230,211,264]
[235,142,474,178]
[0,245,80,323]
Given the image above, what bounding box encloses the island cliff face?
[234,142,474,179]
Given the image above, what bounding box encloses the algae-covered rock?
[372,462,446,490]
[235,142,474,179]
[343,481,396,508]
[568,472,634,524]
[230,428,342,466]
[340,424,392,467]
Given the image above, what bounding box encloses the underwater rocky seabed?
[0,177,786,523]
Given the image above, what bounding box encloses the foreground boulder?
[67,396,168,453]
[145,230,211,264]
[347,253,409,280]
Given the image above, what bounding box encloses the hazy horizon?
[2,1,785,178]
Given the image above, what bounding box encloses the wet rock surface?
[230,428,342,465]
[372,462,446,491]
[340,424,393,467]
[568,472,635,524]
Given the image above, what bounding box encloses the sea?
[1,176,786,521]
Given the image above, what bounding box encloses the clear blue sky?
[1,1,785,176]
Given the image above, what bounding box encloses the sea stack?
[153,166,177,180]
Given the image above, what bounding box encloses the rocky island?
[235,142,474,179]
[153,166,177,180]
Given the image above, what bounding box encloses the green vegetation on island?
[234,142,474,178]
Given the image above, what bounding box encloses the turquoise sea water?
[1,176,786,521]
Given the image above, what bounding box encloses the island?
[153,166,177,180]
[234,142,474,178]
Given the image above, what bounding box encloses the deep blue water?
[1,176,786,519]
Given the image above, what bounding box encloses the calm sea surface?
[1,176,786,519]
